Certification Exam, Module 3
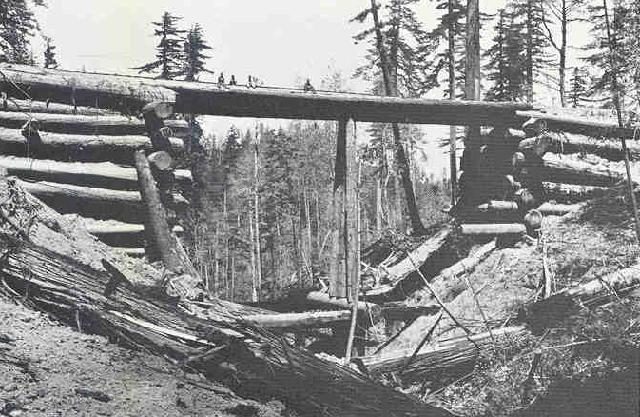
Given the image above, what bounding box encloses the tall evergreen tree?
[43,35,57,68]
[135,12,185,79]
[569,66,589,108]
[0,0,45,64]
[182,23,212,81]
[484,8,527,101]
[510,0,550,103]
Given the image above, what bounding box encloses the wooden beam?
[0,64,531,125]
[0,126,183,164]
[134,149,181,271]
[306,291,381,316]
[460,223,526,235]
[0,110,188,137]
[519,131,640,161]
[0,155,192,190]
[1,98,116,115]
[542,182,610,203]
[516,110,635,138]
[536,157,625,187]
[242,310,353,329]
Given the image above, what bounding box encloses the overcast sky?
[33,0,589,179]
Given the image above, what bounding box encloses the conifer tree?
[43,35,57,68]
[568,67,588,108]
[0,0,45,64]
[182,23,212,81]
[135,12,185,79]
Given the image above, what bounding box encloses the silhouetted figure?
[229,75,237,86]
[247,75,257,88]
[303,78,316,93]
[217,72,225,87]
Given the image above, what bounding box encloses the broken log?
[241,310,353,329]
[459,223,526,236]
[518,131,640,162]
[356,326,526,383]
[134,149,181,271]
[0,155,192,190]
[542,182,610,203]
[1,98,116,115]
[0,232,450,417]
[365,226,452,297]
[0,110,188,137]
[0,63,528,126]
[0,126,184,164]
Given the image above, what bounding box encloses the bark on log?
[0,155,192,190]
[459,223,526,235]
[83,219,183,248]
[518,131,640,161]
[356,326,526,382]
[476,201,583,217]
[535,157,625,187]
[365,226,452,297]
[0,110,188,137]
[516,110,635,138]
[0,232,450,417]
[134,149,181,271]
[1,98,116,115]
[0,63,529,126]
[306,291,381,317]
[15,179,187,223]
[242,310,353,329]
[542,182,609,203]
[0,126,184,164]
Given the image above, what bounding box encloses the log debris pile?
[0,177,453,417]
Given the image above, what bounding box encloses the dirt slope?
[0,298,286,417]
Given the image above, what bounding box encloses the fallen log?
[0,155,192,190]
[83,219,183,247]
[306,291,381,316]
[0,126,184,164]
[518,131,640,161]
[365,226,452,297]
[0,110,188,137]
[356,326,526,383]
[542,182,610,203]
[1,98,116,115]
[411,240,497,304]
[242,310,353,329]
[459,223,526,236]
[0,232,451,417]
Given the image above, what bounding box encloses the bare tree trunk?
[448,0,458,204]
[369,0,425,234]
[559,0,568,107]
[254,131,263,302]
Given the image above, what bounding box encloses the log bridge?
[0,63,636,415]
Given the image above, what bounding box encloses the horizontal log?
[242,310,353,329]
[536,157,624,187]
[460,223,526,235]
[0,156,192,190]
[2,98,116,115]
[14,179,186,223]
[356,326,526,382]
[476,200,583,216]
[542,182,610,203]
[0,126,184,164]
[519,131,640,161]
[305,291,381,317]
[0,110,189,137]
[365,226,452,297]
[115,247,145,257]
[82,219,183,247]
[515,110,634,138]
[0,64,530,125]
